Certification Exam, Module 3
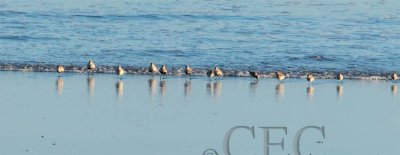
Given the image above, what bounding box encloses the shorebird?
[87,60,96,74]
[391,72,398,81]
[148,63,158,77]
[307,73,315,84]
[115,65,125,79]
[337,72,344,82]
[275,71,285,83]
[159,64,168,79]
[249,71,259,81]
[214,66,223,80]
[185,65,193,79]
[56,65,64,77]
[206,70,214,80]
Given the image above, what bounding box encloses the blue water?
[0,0,399,78]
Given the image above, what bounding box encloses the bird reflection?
[115,80,124,100]
[392,84,397,96]
[249,81,258,94]
[336,84,343,99]
[307,86,314,99]
[55,77,64,96]
[87,76,95,96]
[275,83,285,100]
[207,82,214,96]
[159,80,167,97]
[213,81,222,98]
[207,81,222,100]
[148,78,157,97]
[184,80,192,97]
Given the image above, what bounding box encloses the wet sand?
[0,71,399,155]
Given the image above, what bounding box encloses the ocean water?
[0,0,399,79]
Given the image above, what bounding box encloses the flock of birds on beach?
[51,60,399,98]
[55,60,399,83]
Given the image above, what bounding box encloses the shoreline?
[0,64,396,80]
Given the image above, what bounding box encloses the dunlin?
[56,65,64,77]
[87,60,96,74]
[116,65,125,79]
[249,71,259,81]
[307,73,315,84]
[148,63,158,76]
[337,72,344,82]
[206,70,214,80]
[391,72,398,81]
[276,71,285,82]
[185,65,193,79]
[159,64,168,79]
[214,66,223,80]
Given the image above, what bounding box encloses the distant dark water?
[0,0,399,79]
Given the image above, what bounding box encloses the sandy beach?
[0,71,399,155]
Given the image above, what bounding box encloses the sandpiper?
[115,65,125,79]
[307,73,315,84]
[206,70,214,80]
[337,72,344,82]
[214,66,223,80]
[87,60,96,74]
[185,65,193,79]
[148,63,158,77]
[159,64,168,79]
[56,65,64,77]
[391,72,398,81]
[249,71,259,81]
[276,71,285,82]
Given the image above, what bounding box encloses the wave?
[0,63,393,80]
[0,10,267,21]
[0,35,68,41]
